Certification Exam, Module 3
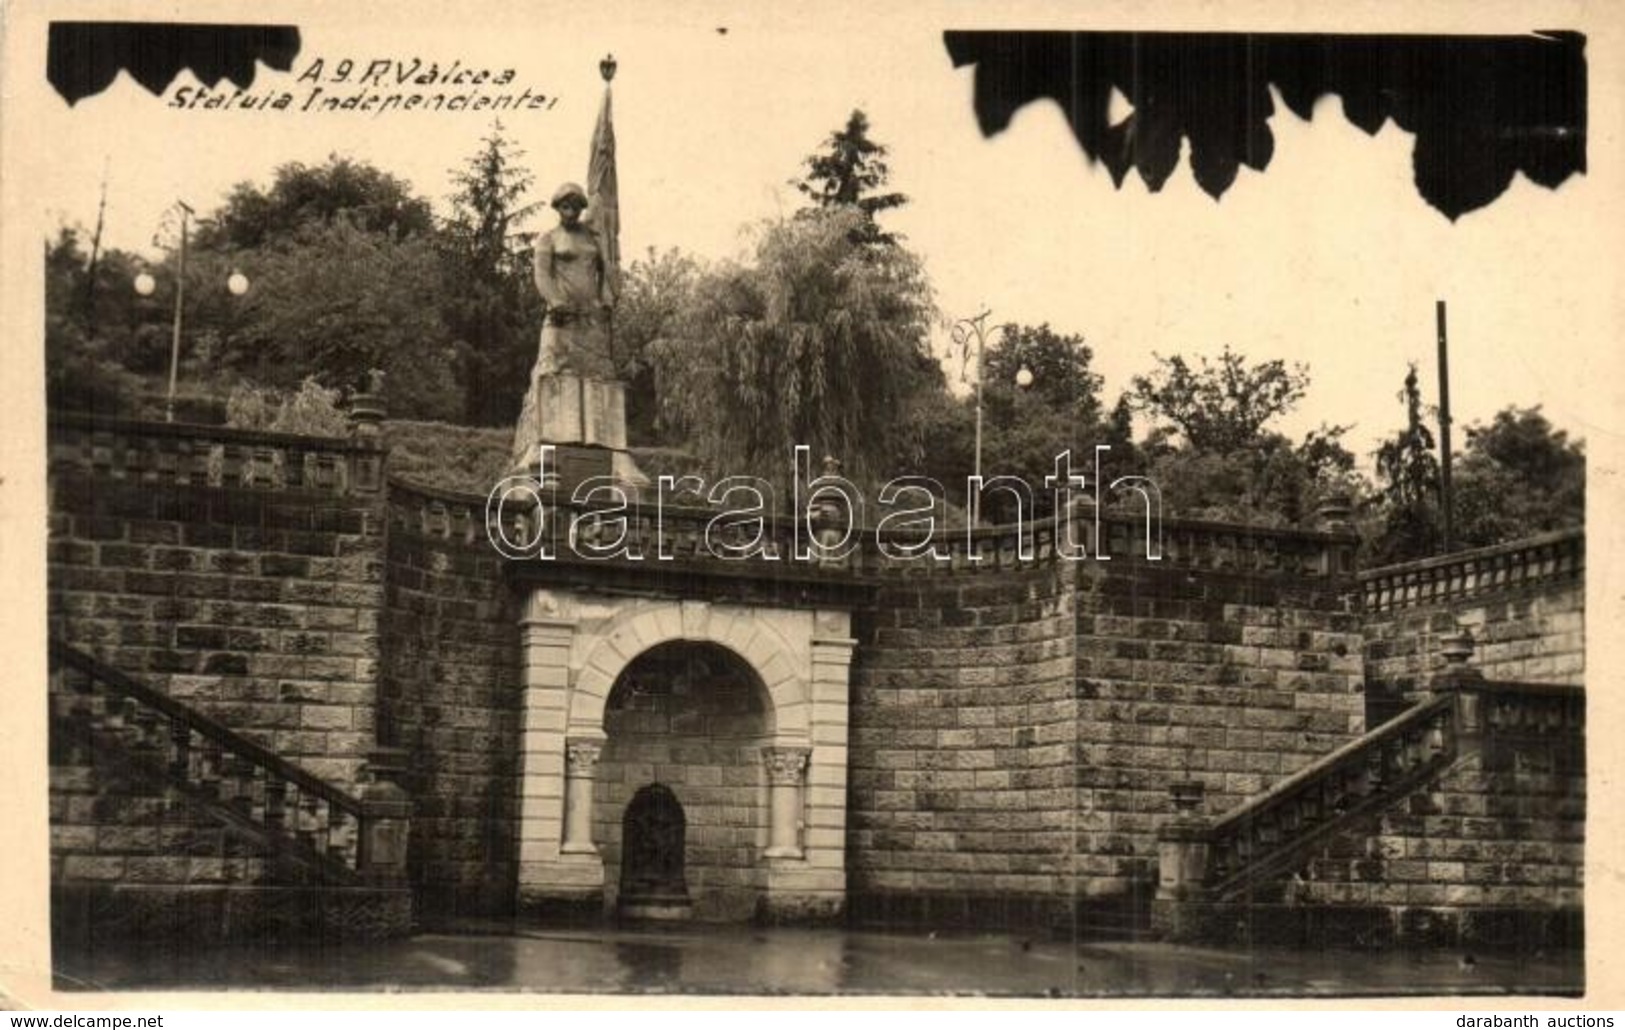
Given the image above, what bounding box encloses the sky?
[16,0,1625,470]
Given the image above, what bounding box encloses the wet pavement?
[55,924,1582,998]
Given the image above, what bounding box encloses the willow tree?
[652,207,936,487]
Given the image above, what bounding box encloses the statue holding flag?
[529,180,616,378]
[513,55,636,478]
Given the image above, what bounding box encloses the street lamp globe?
[227,271,250,296]
[133,272,157,297]
[1015,366,1034,389]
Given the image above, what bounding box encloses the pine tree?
[1372,364,1442,560]
[441,121,543,424]
[795,110,907,246]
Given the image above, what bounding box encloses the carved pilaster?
[763,746,811,859]
[562,737,604,855]
[566,739,603,776]
[763,746,810,785]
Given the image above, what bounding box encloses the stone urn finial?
[1439,628,1475,666]
[1315,494,1354,532]
[600,54,617,82]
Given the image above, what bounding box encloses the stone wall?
[1074,551,1366,893]
[1360,531,1583,723]
[47,415,387,791]
[1169,678,1588,951]
[48,742,274,891]
[846,517,1365,928]
[44,414,1587,939]
[1297,753,1584,941]
[381,481,524,920]
[847,562,1079,926]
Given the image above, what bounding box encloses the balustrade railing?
[1359,529,1583,612]
[1158,673,1584,911]
[403,478,1357,581]
[47,411,383,495]
[48,641,408,885]
[1202,692,1458,899]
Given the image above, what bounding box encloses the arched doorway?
[597,641,772,921]
[513,592,853,923]
[618,784,691,920]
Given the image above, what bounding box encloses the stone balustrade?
[399,475,1357,582]
[1153,667,1585,941]
[50,413,1360,583]
[48,411,384,496]
[1359,529,1583,612]
[50,639,411,887]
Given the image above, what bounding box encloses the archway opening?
[597,641,774,921]
[619,784,690,920]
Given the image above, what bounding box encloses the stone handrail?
[47,411,384,494]
[47,413,1357,579]
[1202,691,1459,899]
[49,640,409,885]
[398,475,1356,580]
[1159,673,1585,913]
[1358,528,1583,613]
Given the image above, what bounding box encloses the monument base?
[512,373,649,497]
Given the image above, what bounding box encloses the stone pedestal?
[515,374,648,494]
[1151,782,1213,942]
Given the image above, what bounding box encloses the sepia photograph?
[2,0,1618,1006]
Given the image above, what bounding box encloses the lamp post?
[950,310,1015,526]
[134,201,249,423]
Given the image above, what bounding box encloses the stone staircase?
[1154,659,1585,945]
[49,640,414,941]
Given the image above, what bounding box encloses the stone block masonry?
[848,563,1081,921]
[45,413,1586,940]
[1360,531,1583,722]
[48,418,387,793]
[1075,557,1366,892]
[847,518,1368,928]
[381,481,524,921]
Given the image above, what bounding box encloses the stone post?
[1314,494,1357,576]
[1434,629,1490,765]
[762,746,811,859]
[812,456,849,567]
[347,371,387,494]
[1152,779,1212,942]
[358,746,412,886]
[562,738,603,855]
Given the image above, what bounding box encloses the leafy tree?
[1149,427,1358,527]
[232,219,459,421]
[794,109,907,246]
[614,247,700,446]
[439,122,544,424]
[172,156,442,405]
[45,225,161,415]
[652,207,935,486]
[1451,406,1584,548]
[194,156,434,251]
[1121,344,1352,527]
[1131,345,1310,452]
[225,377,349,437]
[981,323,1104,427]
[963,323,1110,522]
